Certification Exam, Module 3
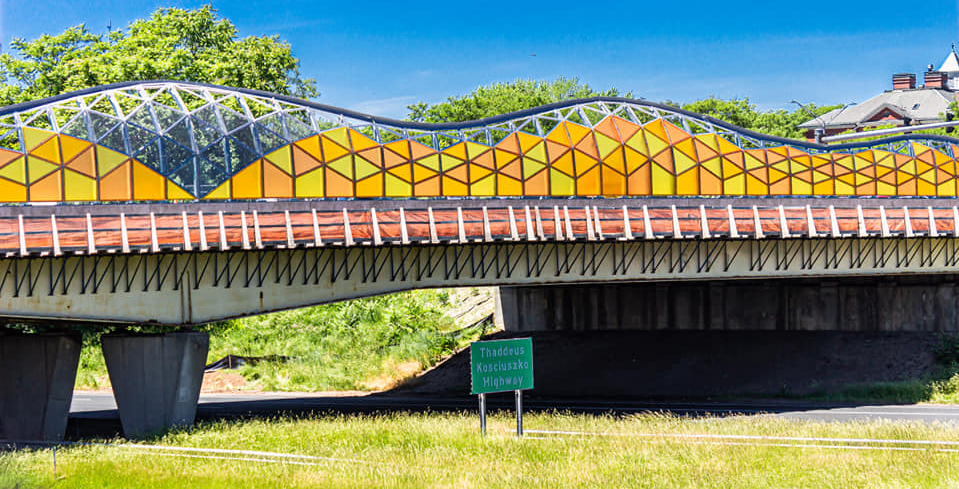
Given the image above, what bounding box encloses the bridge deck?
[0,201,955,256]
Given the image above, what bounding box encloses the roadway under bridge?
[5,81,959,441]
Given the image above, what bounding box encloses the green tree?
[407,77,631,123]
[0,5,317,106]
[680,96,840,140]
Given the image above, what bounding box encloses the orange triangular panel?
[264,162,293,198]
[99,162,132,201]
[65,148,96,177]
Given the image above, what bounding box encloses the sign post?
[469,337,533,438]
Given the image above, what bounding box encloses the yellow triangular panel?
[595,133,620,159]
[672,149,697,175]
[443,142,468,161]
[465,141,489,159]
[204,180,231,200]
[441,154,464,171]
[31,136,61,163]
[0,178,26,202]
[412,163,437,182]
[417,154,441,171]
[624,130,648,156]
[59,135,91,163]
[266,147,293,175]
[348,129,379,152]
[524,141,547,163]
[295,136,322,160]
[63,168,97,201]
[326,155,354,179]
[651,164,675,195]
[644,131,669,157]
[295,168,324,198]
[22,128,54,152]
[27,157,59,184]
[231,161,263,200]
[385,172,411,197]
[354,157,380,180]
[131,161,167,201]
[0,157,25,183]
[167,181,194,200]
[549,169,574,195]
[322,127,351,149]
[516,133,541,153]
[523,159,546,179]
[97,146,128,176]
[470,175,495,196]
[321,135,350,162]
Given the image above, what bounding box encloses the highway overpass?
[4,81,959,440]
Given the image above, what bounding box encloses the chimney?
[925,71,948,89]
[893,73,916,90]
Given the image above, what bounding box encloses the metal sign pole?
[478,393,487,437]
[515,389,523,438]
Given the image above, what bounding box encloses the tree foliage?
[407,77,631,123]
[678,97,840,140]
[0,5,317,106]
[408,80,837,140]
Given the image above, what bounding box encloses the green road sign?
[470,338,533,394]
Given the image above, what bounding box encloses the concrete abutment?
[0,333,80,441]
[498,276,959,332]
[101,331,208,439]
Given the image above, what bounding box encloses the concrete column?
[102,331,208,439]
[0,332,81,441]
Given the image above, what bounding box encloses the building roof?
[798,88,953,130]
[940,45,959,73]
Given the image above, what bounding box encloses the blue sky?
[1,0,957,118]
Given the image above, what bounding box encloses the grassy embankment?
[4,412,959,488]
[75,288,490,392]
[792,334,959,404]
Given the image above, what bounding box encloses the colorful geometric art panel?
[0,81,958,203]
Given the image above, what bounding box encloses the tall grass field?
[73,289,488,392]
[4,412,959,488]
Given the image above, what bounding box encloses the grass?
[791,373,959,404]
[5,412,959,488]
[74,289,488,392]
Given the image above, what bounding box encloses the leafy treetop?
[407,77,631,123]
[0,5,318,106]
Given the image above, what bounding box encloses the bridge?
[5,81,959,440]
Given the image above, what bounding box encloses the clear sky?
[1,0,957,118]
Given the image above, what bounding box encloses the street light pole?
[791,100,825,143]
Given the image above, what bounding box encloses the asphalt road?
[69,391,959,425]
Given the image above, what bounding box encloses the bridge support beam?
[0,332,81,441]
[102,331,208,439]
[499,276,959,332]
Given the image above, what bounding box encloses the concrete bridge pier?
[0,332,81,441]
[101,331,208,439]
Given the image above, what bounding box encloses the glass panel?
[254,124,287,153]
[192,120,221,151]
[134,138,162,172]
[99,126,127,152]
[198,156,226,194]
[88,112,119,141]
[225,136,258,174]
[127,124,157,155]
[160,136,194,172]
[152,103,184,132]
[169,159,197,195]
[217,106,248,133]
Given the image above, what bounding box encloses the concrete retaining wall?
[499,276,959,331]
